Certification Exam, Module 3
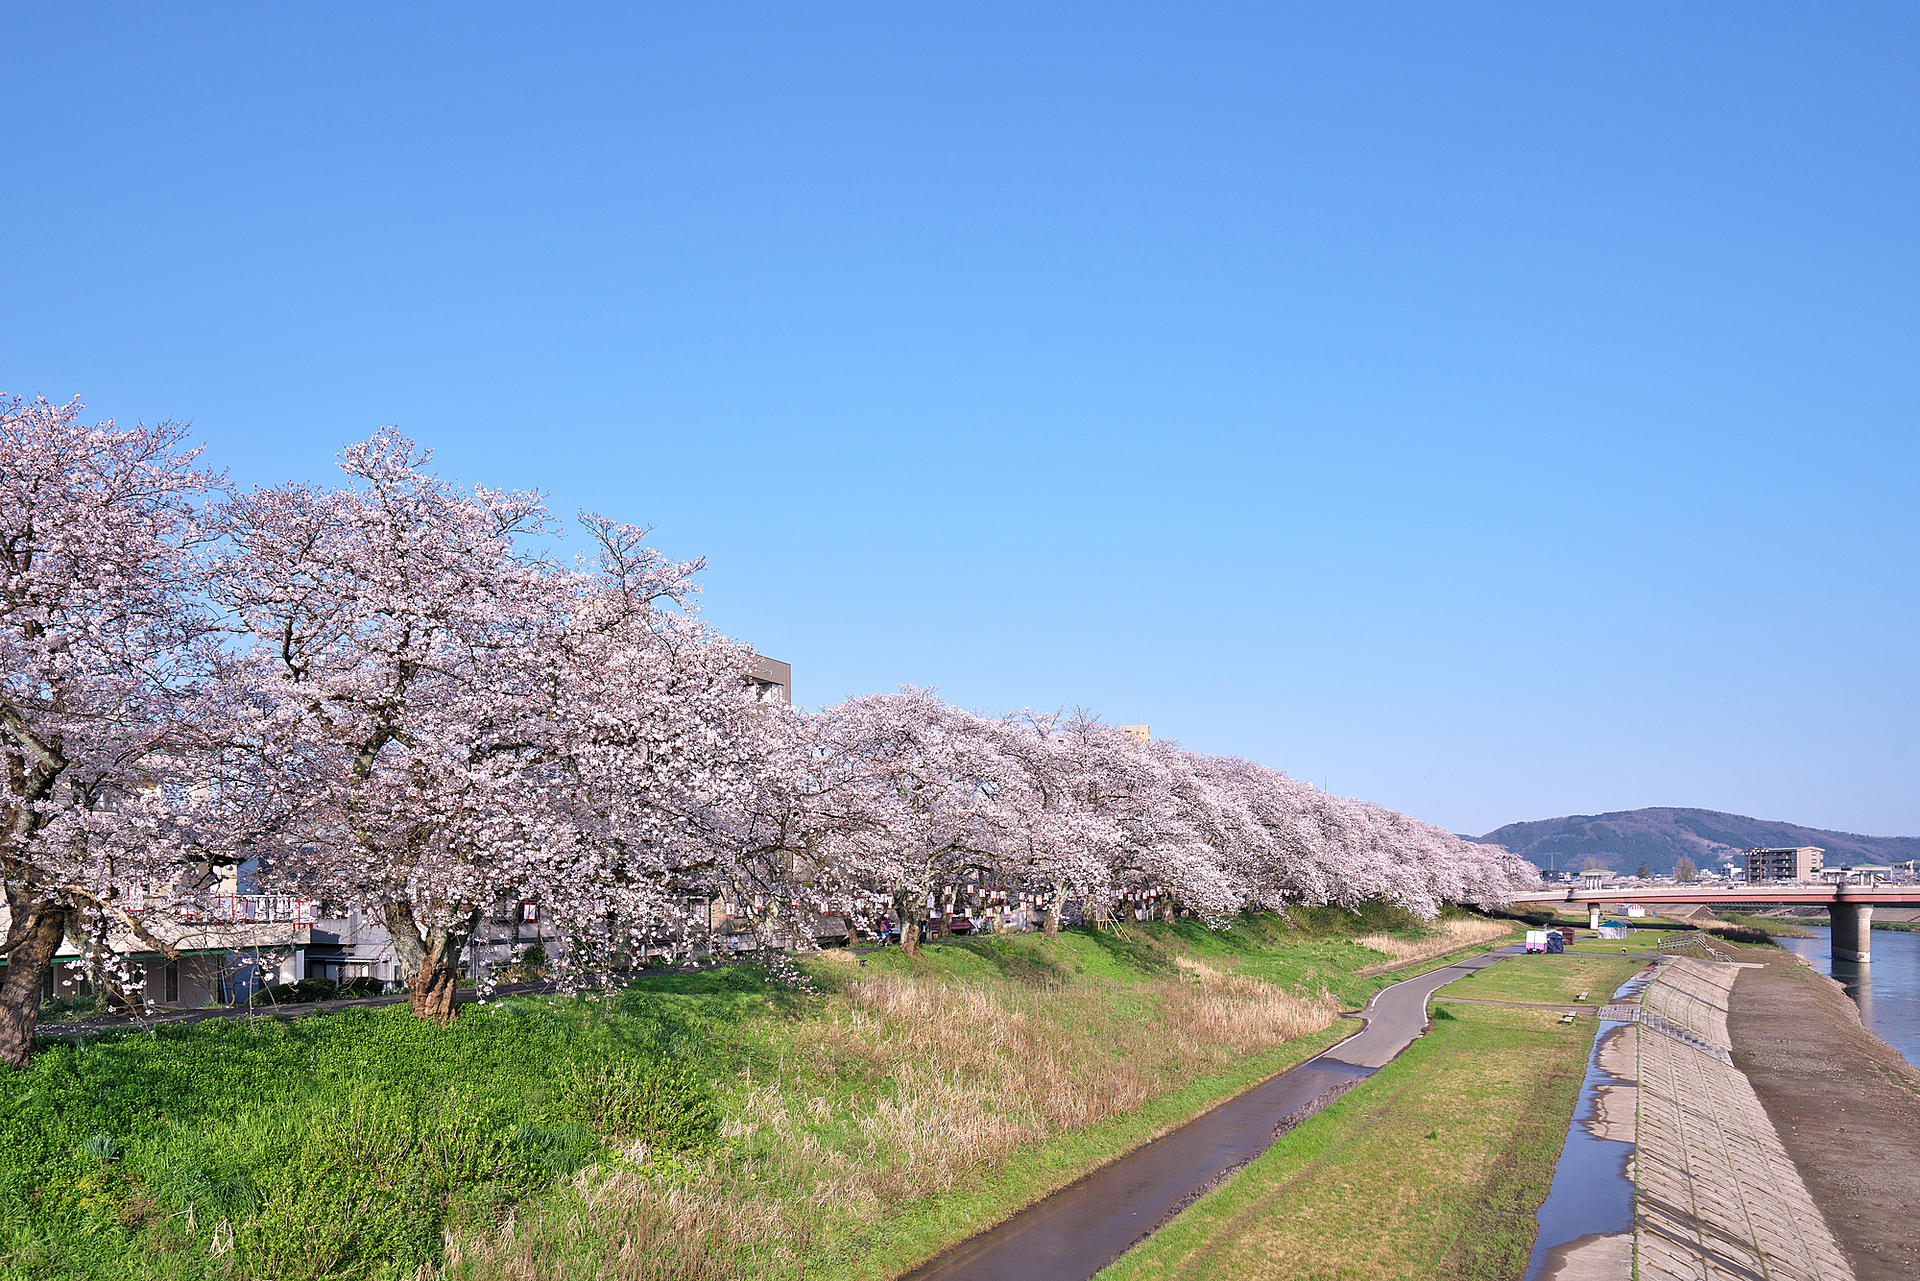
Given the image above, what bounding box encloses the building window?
[164,963,179,1004]
[216,965,231,1005]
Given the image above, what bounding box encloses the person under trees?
[0,398,225,1068]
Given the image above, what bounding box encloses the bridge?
[1508,884,1920,962]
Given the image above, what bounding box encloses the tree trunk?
[1044,883,1068,939]
[892,891,923,956]
[0,901,68,1069]
[409,947,461,1023]
[381,898,475,1026]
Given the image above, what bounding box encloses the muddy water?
[1519,965,1651,1281]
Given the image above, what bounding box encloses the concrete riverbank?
[1727,951,1920,1280]
[1626,956,1853,1281]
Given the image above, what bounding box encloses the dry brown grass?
[1354,916,1514,964]
[434,963,1338,1281]
[434,1167,796,1281]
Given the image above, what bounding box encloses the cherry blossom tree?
[214,428,951,1004]
[534,519,776,972]
[984,712,1117,936]
[1189,756,1334,912]
[799,689,1016,954]
[213,429,574,1020]
[0,397,222,1068]
[214,431,779,1021]
[1,401,1534,1056]
[1020,716,1249,926]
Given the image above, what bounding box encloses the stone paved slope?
[1634,957,1852,1281]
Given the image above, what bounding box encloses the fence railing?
[174,894,318,925]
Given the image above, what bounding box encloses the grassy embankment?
[1,907,1513,1281]
[1709,912,1816,938]
[1432,952,1649,1006]
[1099,1001,1594,1281]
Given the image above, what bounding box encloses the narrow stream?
[1518,964,1653,1280]
[898,1057,1375,1281]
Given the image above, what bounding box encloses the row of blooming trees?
[0,400,1535,1064]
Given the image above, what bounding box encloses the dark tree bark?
[0,900,67,1069]
[891,890,924,956]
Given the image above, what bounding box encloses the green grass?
[0,972,761,1280]
[1099,1002,1593,1281]
[1711,912,1817,937]
[867,907,1510,1011]
[4,908,1512,1281]
[1433,953,1648,1006]
[1559,929,1672,955]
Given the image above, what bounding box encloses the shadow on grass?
[947,936,1073,986]
[1079,927,1178,975]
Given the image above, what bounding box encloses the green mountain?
[1476,807,1920,875]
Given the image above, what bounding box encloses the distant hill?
[1475,807,1920,875]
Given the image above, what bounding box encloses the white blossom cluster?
[0,406,1535,1047]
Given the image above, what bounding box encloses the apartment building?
[746,654,792,706]
[1743,846,1825,883]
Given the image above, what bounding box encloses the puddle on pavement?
[1520,966,1651,1281]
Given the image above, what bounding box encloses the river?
[1777,926,1920,1068]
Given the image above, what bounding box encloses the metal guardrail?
[1656,931,1732,962]
[1599,1002,1734,1065]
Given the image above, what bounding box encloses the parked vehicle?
[1525,930,1550,954]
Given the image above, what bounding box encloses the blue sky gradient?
[4,4,1916,837]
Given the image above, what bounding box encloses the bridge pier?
[1589,902,1601,930]
[1829,902,1873,963]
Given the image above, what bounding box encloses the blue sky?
[5,4,1916,838]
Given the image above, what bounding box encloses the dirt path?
[1726,950,1920,1280]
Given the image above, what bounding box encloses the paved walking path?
[1321,944,1520,1068]
[1632,957,1853,1281]
[1439,996,1604,1015]
[900,945,1524,1281]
